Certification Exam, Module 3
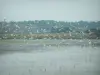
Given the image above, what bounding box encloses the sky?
[0,0,100,21]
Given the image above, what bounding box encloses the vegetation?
[0,20,100,39]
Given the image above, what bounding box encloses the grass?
[0,33,89,40]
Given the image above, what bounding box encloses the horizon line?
[0,20,100,22]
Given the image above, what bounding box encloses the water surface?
[0,39,100,75]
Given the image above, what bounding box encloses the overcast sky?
[0,0,100,21]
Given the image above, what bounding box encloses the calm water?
[0,39,100,75]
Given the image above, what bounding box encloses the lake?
[0,39,100,75]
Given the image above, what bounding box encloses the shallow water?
[0,39,100,75]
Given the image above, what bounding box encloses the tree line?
[0,20,100,39]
